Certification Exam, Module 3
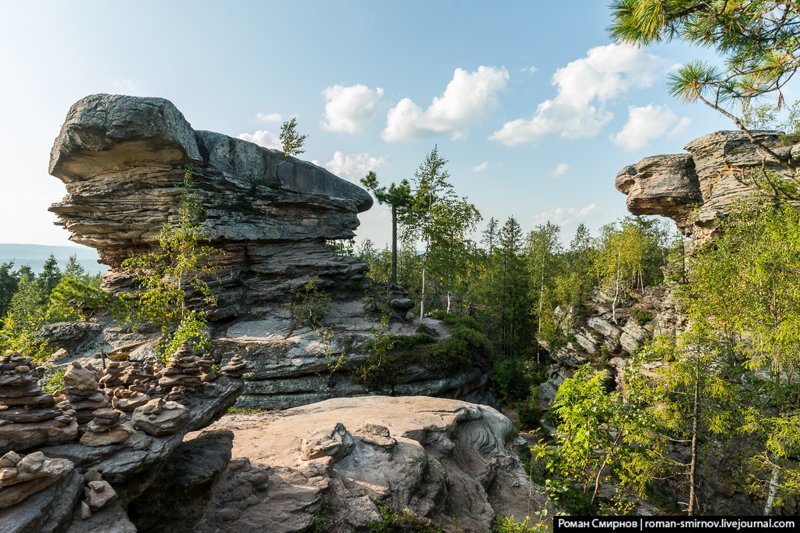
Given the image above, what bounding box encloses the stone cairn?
[80,469,117,519]
[219,354,247,378]
[55,361,109,425]
[0,450,70,509]
[101,359,160,397]
[153,343,217,403]
[80,407,134,447]
[0,354,77,454]
[0,343,242,516]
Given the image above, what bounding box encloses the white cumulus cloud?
[610,104,691,151]
[533,203,597,226]
[382,65,509,142]
[324,151,386,182]
[256,112,283,123]
[521,65,539,74]
[551,163,569,179]
[237,130,281,150]
[322,84,384,133]
[471,162,490,173]
[490,43,673,146]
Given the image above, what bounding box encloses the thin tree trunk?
[390,204,398,285]
[535,250,546,365]
[764,462,780,515]
[688,361,700,516]
[612,247,621,324]
[446,291,451,314]
[592,432,623,504]
[419,266,426,325]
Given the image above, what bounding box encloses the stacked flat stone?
[57,361,109,424]
[197,354,217,383]
[111,388,150,412]
[98,361,124,389]
[157,344,202,391]
[80,469,117,518]
[99,360,159,396]
[219,354,247,378]
[0,354,77,453]
[164,386,186,403]
[80,407,133,447]
[132,398,189,437]
[0,451,69,508]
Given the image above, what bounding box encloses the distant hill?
[0,244,107,275]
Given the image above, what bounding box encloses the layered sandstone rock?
[49,93,372,318]
[189,396,548,533]
[0,355,78,454]
[0,344,244,531]
[46,95,494,410]
[616,130,797,244]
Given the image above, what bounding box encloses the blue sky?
[0,1,746,250]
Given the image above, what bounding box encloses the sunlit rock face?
[46,95,494,411]
[616,130,794,244]
[48,94,372,316]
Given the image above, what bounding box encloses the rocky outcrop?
[192,396,548,533]
[0,354,78,454]
[616,130,796,244]
[128,430,234,532]
[46,95,493,410]
[220,303,492,409]
[536,287,672,410]
[0,347,244,531]
[49,94,371,311]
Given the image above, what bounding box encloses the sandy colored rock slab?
[0,417,78,454]
[197,395,548,533]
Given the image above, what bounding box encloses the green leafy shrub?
[41,367,65,394]
[286,276,331,329]
[632,308,654,325]
[357,330,435,387]
[426,328,472,370]
[120,168,219,362]
[366,506,441,533]
[358,313,492,388]
[492,358,533,404]
[491,512,549,533]
[430,309,481,331]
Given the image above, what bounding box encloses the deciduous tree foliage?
[121,169,219,360]
[683,203,800,512]
[280,117,307,156]
[402,146,481,318]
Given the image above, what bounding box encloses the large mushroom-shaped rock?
[49,94,371,273]
[616,130,796,245]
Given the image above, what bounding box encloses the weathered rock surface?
[220,303,492,409]
[0,354,78,454]
[0,460,82,533]
[47,94,493,410]
[616,130,795,244]
[128,430,234,532]
[537,288,666,411]
[49,94,370,294]
[0,343,243,531]
[194,396,548,533]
